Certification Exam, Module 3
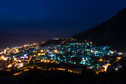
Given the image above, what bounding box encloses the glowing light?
[40,50,44,52]
[90,42,93,45]
[50,61,54,63]
[116,57,122,61]
[47,60,50,63]
[111,51,114,54]
[15,48,19,53]
[68,69,73,73]
[13,72,22,76]
[54,50,58,53]
[82,58,86,61]
[44,59,47,63]
[17,60,21,62]
[41,59,44,62]
[8,64,12,68]
[15,63,24,68]
[0,55,7,61]
[115,68,118,71]
[24,54,27,57]
[19,63,24,68]
[102,63,111,72]
[14,58,17,61]
[103,65,108,72]
[38,53,45,56]
[98,58,103,62]
[118,52,123,55]
[57,68,65,71]
[91,50,95,53]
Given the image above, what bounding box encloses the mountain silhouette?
[73,8,126,51]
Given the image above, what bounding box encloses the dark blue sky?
[0,0,126,39]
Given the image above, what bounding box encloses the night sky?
[0,0,126,39]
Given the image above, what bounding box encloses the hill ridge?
[73,8,126,51]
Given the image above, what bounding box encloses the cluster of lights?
[0,40,123,74]
[0,55,8,61]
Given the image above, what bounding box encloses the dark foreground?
[0,67,126,84]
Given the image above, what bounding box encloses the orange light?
[8,64,12,68]
[98,58,103,62]
[90,42,93,45]
[0,55,7,61]
[54,50,58,53]
[116,57,122,61]
[102,63,111,72]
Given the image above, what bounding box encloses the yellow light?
[91,50,95,53]
[41,59,43,62]
[44,59,47,63]
[38,53,40,55]
[13,72,22,76]
[98,58,103,62]
[54,50,58,53]
[111,51,114,54]
[40,50,44,52]
[47,60,50,63]
[38,53,45,56]
[116,57,122,61]
[102,63,111,72]
[8,64,12,68]
[14,58,17,61]
[15,49,19,53]
[19,63,24,68]
[68,69,73,73]
[0,55,7,61]
[82,58,86,61]
[57,68,65,71]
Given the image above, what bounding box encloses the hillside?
[73,8,126,51]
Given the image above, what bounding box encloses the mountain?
[0,33,47,49]
[73,8,126,51]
